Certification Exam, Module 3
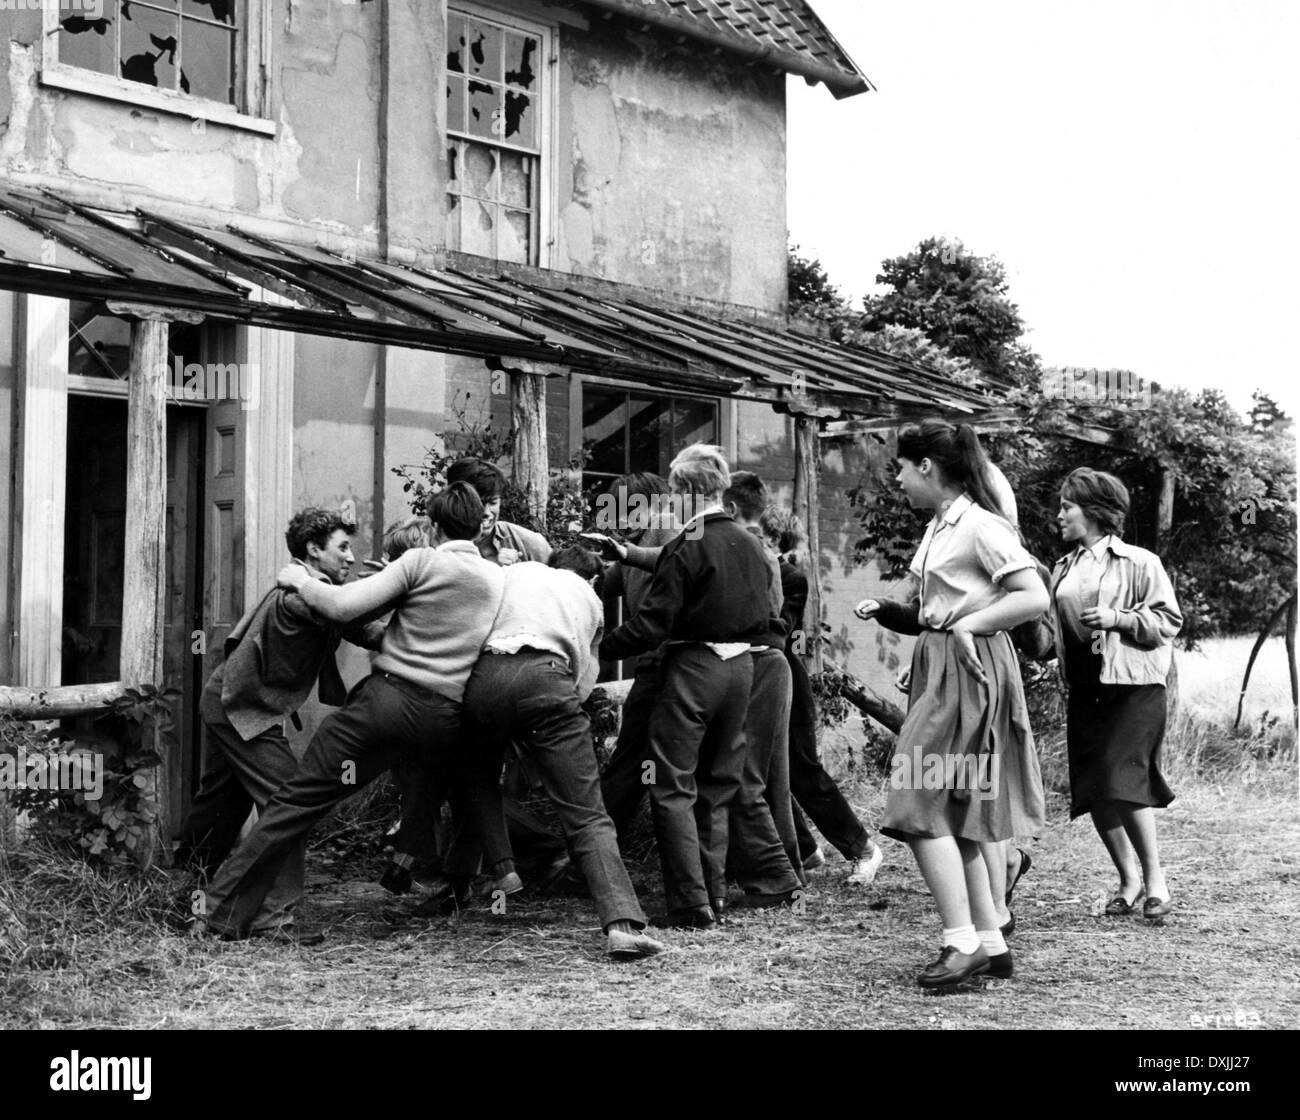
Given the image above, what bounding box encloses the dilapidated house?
[0,1,1005,847]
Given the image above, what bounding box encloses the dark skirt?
[881,629,1045,843]
[1063,639,1174,818]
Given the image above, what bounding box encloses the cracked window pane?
[504,91,533,147]
[464,19,502,83]
[59,1,119,78]
[446,143,461,193]
[466,80,498,140]
[120,4,180,91]
[463,143,496,199]
[447,14,465,73]
[183,19,235,102]
[499,210,531,264]
[447,75,466,134]
[504,33,538,90]
[460,199,495,257]
[499,150,531,208]
[183,0,234,22]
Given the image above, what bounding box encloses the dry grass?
[2,637,1297,1030]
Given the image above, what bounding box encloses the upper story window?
[56,1,242,104]
[42,1,272,135]
[446,6,550,266]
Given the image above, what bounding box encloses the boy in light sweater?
[193,484,505,941]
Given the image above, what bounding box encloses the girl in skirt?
[1050,468,1180,920]
[856,420,1047,987]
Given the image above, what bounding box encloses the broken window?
[56,0,242,106]
[446,7,546,266]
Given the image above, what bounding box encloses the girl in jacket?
[1051,468,1181,920]
[856,420,1048,987]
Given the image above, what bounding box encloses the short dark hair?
[1061,468,1130,537]
[549,544,603,584]
[382,515,432,561]
[429,482,484,541]
[285,508,356,560]
[723,470,769,521]
[447,458,507,503]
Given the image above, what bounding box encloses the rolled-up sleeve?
[973,518,1035,584]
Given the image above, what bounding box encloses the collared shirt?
[477,520,551,566]
[1054,535,1111,642]
[1050,535,1182,686]
[908,494,1035,630]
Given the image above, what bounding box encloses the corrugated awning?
[0,184,1005,421]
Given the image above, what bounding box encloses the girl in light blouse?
[1051,468,1181,920]
[856,420,1048,988]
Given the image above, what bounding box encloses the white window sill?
[40,64,276,137]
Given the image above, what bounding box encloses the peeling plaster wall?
[0,2,386,241]
[554,19,788,312]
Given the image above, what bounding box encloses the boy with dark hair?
[447,457,550,565]
[175,507,385,944]
[193,484,507,941]
[455,545,664,960]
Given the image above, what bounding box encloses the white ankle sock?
[978,929,1007,956]
[942,924,980,954]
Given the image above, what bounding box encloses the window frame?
[446,1,555,268]
[40,0,275,136]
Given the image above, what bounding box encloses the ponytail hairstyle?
[896,419,1015,526]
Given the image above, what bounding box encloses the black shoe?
[653,906,717,930]
[378,862,413,896]
[250,924,325,947]
[986,950,1013,979]
[917,945,990,988]
[1000,909,1015,937]
[710,897,728,925]
[731,890,797,910]
[1005,848,1032,906]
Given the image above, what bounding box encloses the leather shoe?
[1005,848,1032,906]
[378,861,413,896]
[1104,890,1144,916]
[653,906,716,930]
[607,927,666,960]
[1143,896,1173,920]
[917,945,990,988]
[710,897,728,925]
[985,950,1013,979]
[1000,909,1015,937]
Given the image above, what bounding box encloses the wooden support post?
[121,316,170,867]
[509,370,549,527]
[793,414,823,674]
[1156,468,1175,540]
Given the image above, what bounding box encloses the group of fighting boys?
[175,444,882,960]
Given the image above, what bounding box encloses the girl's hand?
[853,598,881,621]
[1080,606,1119,630]
[895,665,912,694]
[951,622,988,686]
[277,564,309,592]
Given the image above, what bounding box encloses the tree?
[788,243,848,316]
[861,237,1040,388]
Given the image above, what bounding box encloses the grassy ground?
[2,639,1297,1030]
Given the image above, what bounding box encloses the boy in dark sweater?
[598,445,773,929]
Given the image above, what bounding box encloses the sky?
[787,0,1300,416]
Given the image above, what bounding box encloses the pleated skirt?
[880,629,1045,843]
